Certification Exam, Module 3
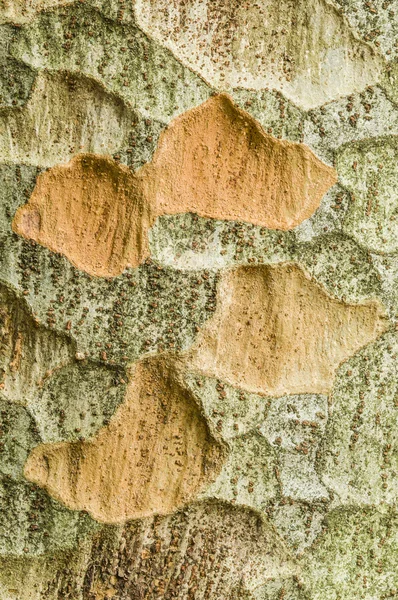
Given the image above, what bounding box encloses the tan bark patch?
[24,356,225,524]
[187,263,389,396]
[12,154,153,278]
[141,94,337,230]
[13,95,336,277]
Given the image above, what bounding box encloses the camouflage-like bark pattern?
[0,1,398,598]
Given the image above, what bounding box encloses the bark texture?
[0,1,398,599]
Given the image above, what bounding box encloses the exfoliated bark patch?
[141,94,337,230]
[187,263,389,396]
[12,95,336,278]
[12,154,153,278]
[24,356,225,524]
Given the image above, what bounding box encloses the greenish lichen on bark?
[0,0,398,598]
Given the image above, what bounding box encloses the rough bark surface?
[0,1,398,599]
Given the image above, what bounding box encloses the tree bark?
[0,1,397,598]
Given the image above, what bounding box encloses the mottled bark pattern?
[0,1,397,599]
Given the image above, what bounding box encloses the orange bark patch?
[12,154,153,278]
[187,263,389,396]
[140,94,337,229]
[24,356,225,524]
[13,95,336,277]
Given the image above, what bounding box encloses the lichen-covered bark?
[0,1,397,599]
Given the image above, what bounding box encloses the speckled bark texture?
[0,1,397,599]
